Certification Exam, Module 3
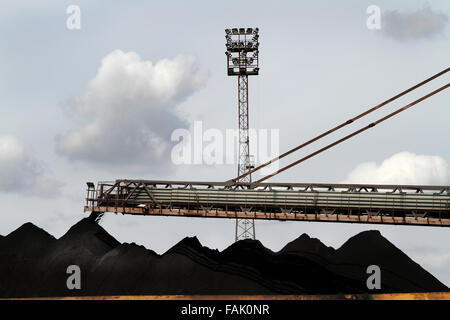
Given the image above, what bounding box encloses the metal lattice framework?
[226,27,260,241]
[237,75,251,182]
[236,74,255,240]
[85,180,450,227]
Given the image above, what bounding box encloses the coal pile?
[0,218,447,298]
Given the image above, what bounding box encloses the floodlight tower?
[225,27,260,241]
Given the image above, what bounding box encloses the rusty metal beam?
[84,206,450,227]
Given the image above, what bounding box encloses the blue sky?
[1,1,449,285]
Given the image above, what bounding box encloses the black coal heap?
[0,218,447,298]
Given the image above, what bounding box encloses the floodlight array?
[225,27,259,76]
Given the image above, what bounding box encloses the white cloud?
[0,135,63,197]
[343,152,449,185]
[383,5,449,40]
[56,50,207,172]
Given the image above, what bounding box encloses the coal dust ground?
[0,217,447,298]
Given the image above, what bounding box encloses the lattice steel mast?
[225,27,260,241]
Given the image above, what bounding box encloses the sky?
[1,1,450,285]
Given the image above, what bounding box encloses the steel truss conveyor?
[85,180,450,227]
